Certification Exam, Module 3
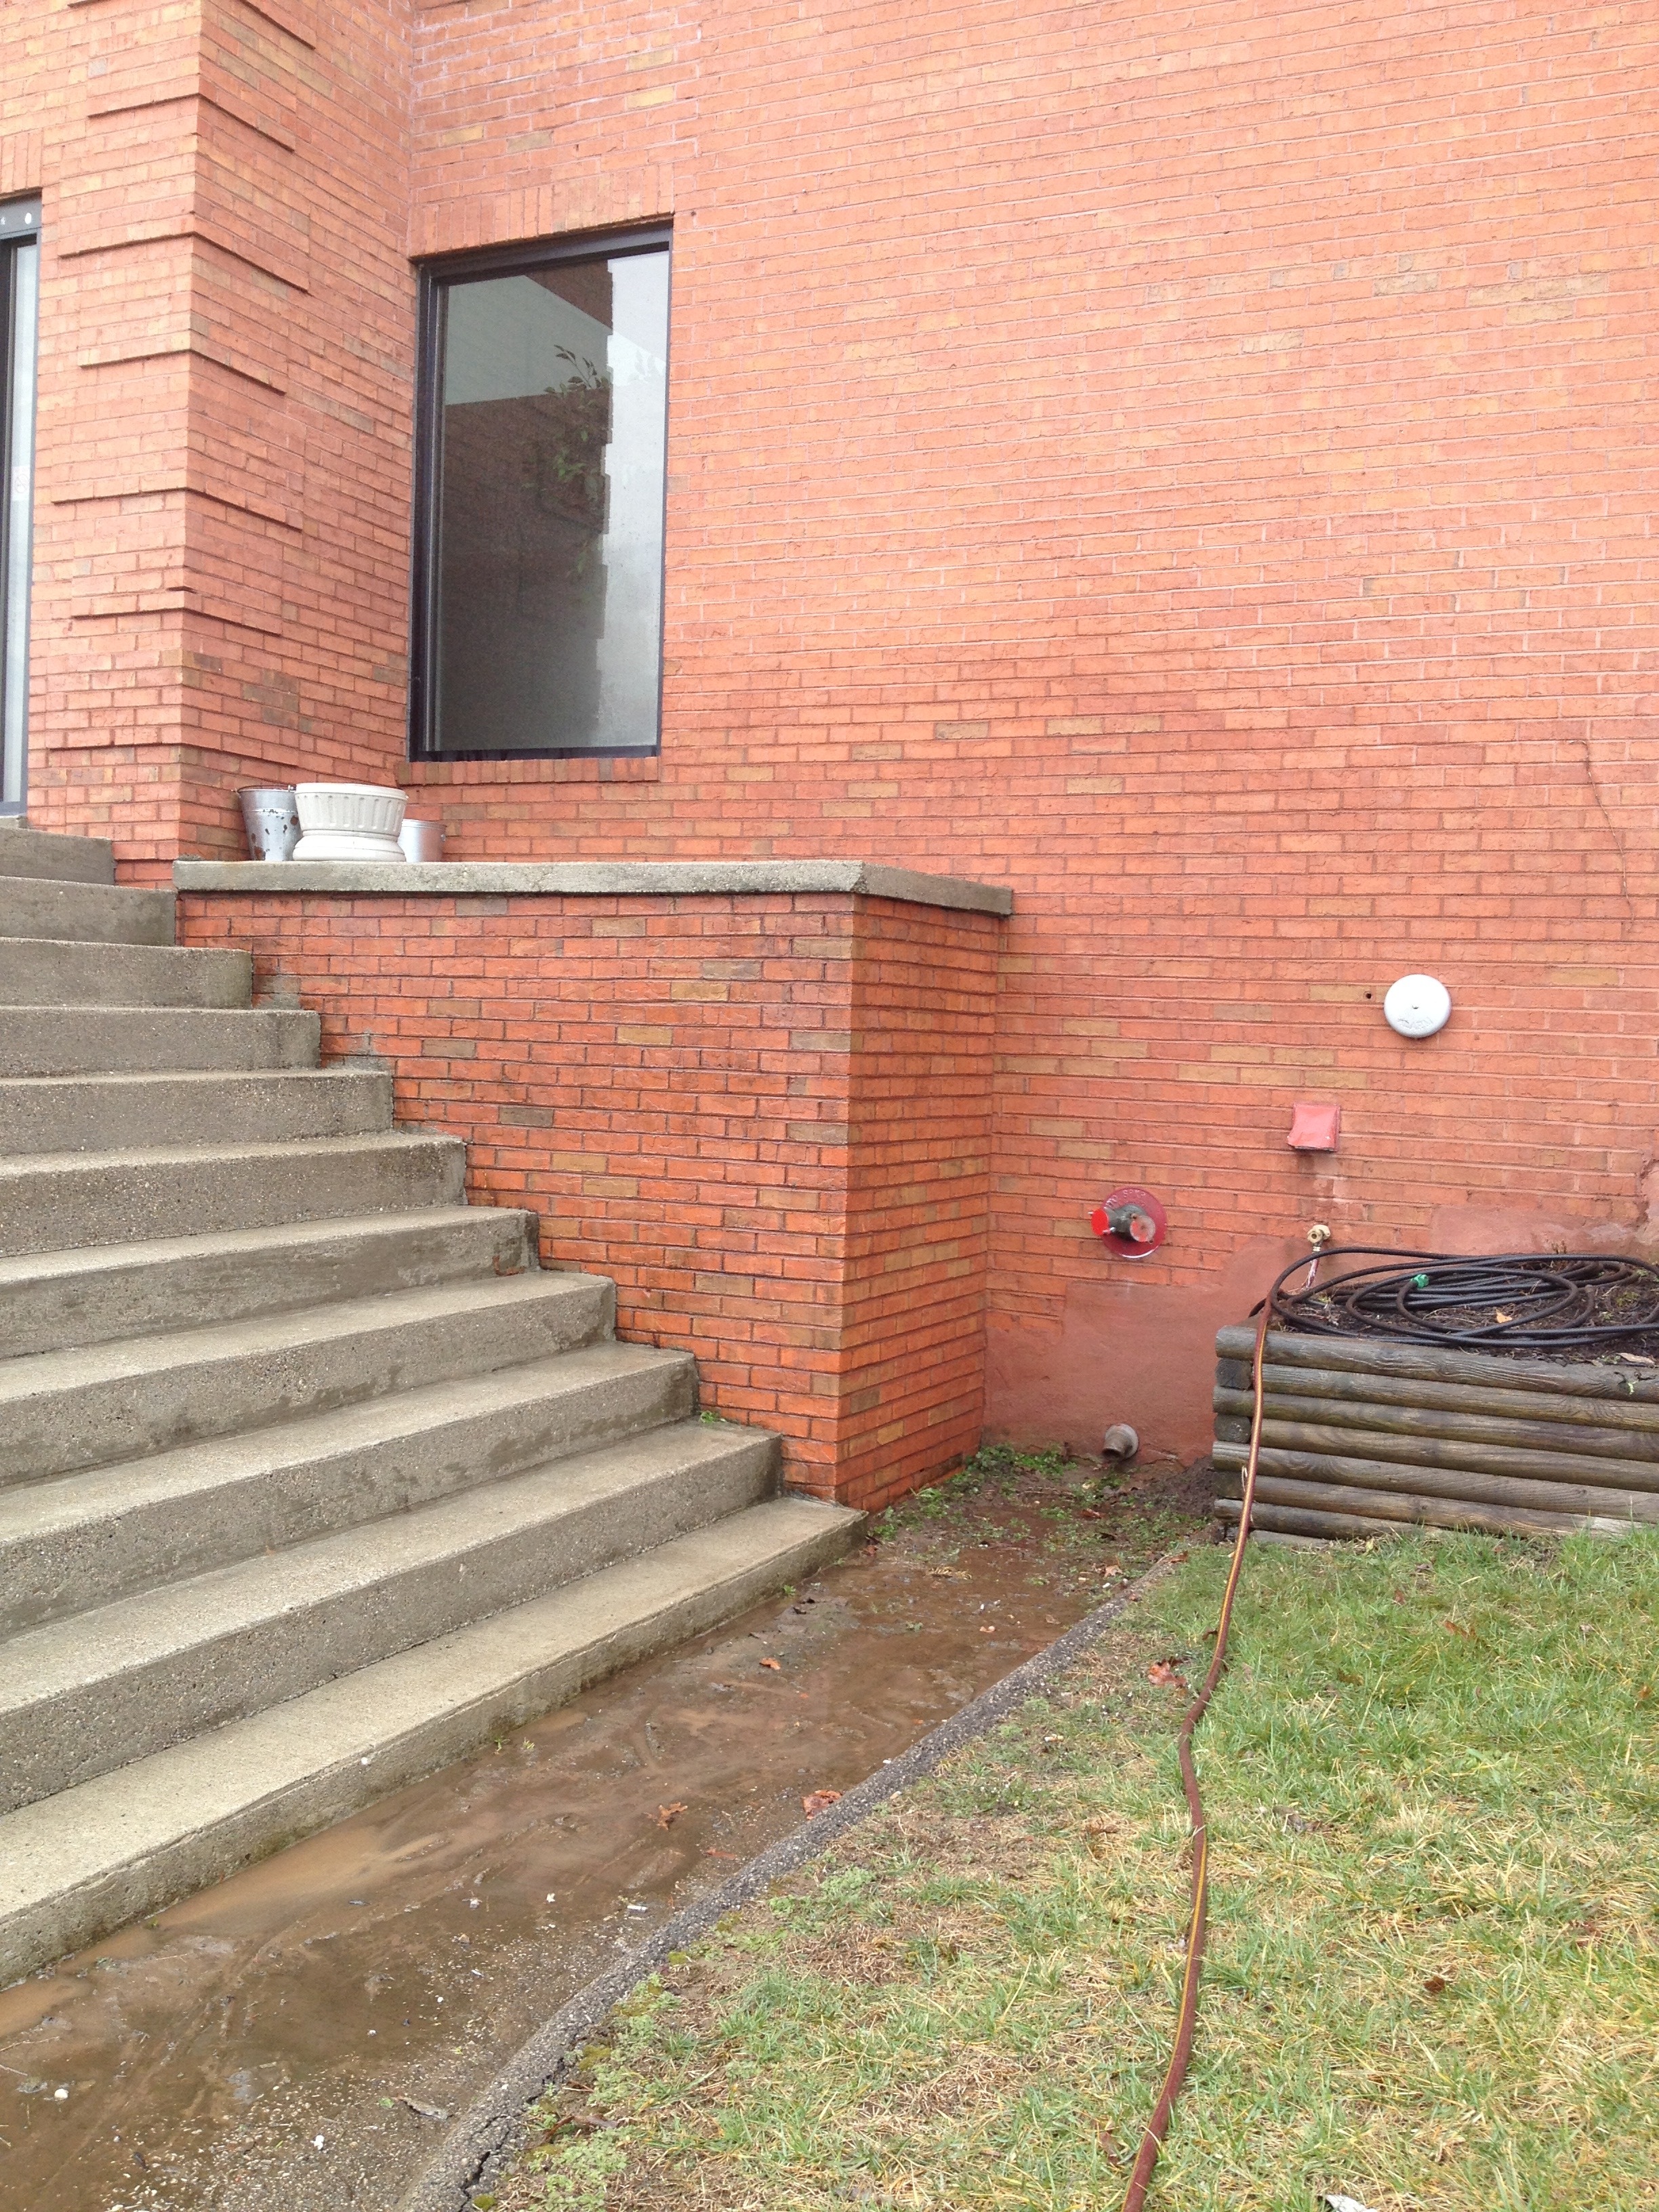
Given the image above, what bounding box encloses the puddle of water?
[0,1467,1203,2211]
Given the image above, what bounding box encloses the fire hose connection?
[1090,1186,1168,1258]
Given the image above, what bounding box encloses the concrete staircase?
[0,823,861,1984]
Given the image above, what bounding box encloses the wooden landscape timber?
[1212,1324,1659,1542]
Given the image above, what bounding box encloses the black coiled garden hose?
[1269,1245,1659,1352]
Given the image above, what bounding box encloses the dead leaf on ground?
[1147,1659,1184,1685]
[1443,1618,1474,1639]
[655,1802,688,1830]
[1422,1973,1451,1996]
[927,1566,968,1580]
[802,1790,842,1817]
[1082,1816,1122,1860]
[537,2114,601,2144]
[759,1658,781,1671]
[1276,1807,1330,1835]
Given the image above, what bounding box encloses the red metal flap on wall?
[1288,1101,1340,1151]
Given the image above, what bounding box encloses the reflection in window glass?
[1,198,40,814]
[426,242,668,755]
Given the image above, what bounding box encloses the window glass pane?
[432,244,668,754]
[1,218,39,815]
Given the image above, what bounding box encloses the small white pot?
[293,782,408,863]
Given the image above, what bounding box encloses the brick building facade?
[5,0,1658,1494]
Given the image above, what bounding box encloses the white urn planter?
[292,782,409,863]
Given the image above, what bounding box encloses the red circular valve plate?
[1090,1185,1168,1260]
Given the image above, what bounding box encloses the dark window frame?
[1,194,41,817]
[408,222,673,764]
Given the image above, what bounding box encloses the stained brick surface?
[14,0,1659,1457]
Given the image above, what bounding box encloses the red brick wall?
[177,887,1000,1510]
[404,0,1659,1458]
[22,0,1659,1460]
[5,0,414,869]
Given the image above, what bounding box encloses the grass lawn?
[491,1527,1658,2212]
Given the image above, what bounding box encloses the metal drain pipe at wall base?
[397,1549,1191,2212]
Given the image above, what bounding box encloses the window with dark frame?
[0,196,40,817]
[410,227,670,761]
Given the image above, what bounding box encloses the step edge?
[0,1067,388,1092]
[0,872,169,897]
[0,1204,526,1286]
[0,1002,311,1017]
[0,834,117,886]
[0,1127,468,1176]
[0,1416,765,1711]
[0,1502,859,1980]
[0,1346,709,1548]
[0,934,240,959]
[0,1269,613,1399]
[0,1366,715,1636]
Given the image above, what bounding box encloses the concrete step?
[0,1004,321,1077]
[1,1270,614,1483]
[0,1067,394,1155]
[0,937,251,1008]
[0,1419,792,1814]
[0,1128,467,1256]
[0,1493,862,1980]
[0,874,175,945]
[0,1205,538,1359]
[0,823,116,884]
[0,1339,698,1629]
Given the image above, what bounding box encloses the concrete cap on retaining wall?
[173,860,1015,916]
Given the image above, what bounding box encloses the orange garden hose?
[1118,1294,1272,2212]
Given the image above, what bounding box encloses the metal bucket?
[398,817,445,862]
[237,787,301,862]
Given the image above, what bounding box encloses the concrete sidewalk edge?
[396,1547,1188,2212]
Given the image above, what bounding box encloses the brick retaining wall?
[178,884,1000,1510]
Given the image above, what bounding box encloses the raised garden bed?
[1212,1323,1659,1542]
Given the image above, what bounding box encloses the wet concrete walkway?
[0,1464,1202,2212]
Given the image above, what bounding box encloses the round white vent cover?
[1383,974,1452,1039]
